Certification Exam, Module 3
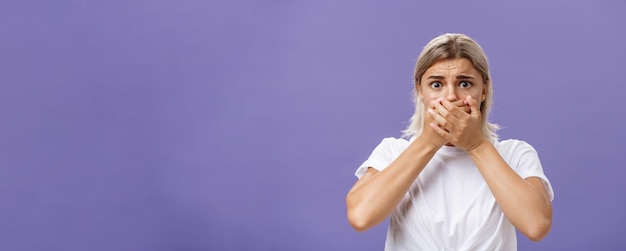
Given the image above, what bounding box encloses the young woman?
[346,33,554,250]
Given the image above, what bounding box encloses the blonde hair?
[402,33,499,141]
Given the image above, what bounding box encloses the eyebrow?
[457,75,475,80]
[425,75,475,80]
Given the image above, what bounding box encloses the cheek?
[419,92,438,105]
[473,93,483,101]
[418,85,434,96]
[462,89,484,101]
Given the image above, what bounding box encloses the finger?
[460,105,470,113]
[466,95,481,117]
[429,99,439,110]
[428,108,454,132]
[429,121,451,139]
[430,98,468,112]
[435,99,467,119]
[439,99,470,119]
[451,100,471,113]
[431,98,446,117]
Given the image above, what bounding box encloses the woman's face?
[418,58,486,107]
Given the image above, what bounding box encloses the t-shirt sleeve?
[355,137,406,179]
[507,141,555,201]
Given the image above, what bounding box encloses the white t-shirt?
[355,138,554,251]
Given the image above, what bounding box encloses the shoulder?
[375,137,411,150]
[367,137,411,157]
[356,137,410,176]
[494,139,542,169]
[495,139,538,155]
[379,137,410,145]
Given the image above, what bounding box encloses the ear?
[481,80,488,102]
[416,80,424,99]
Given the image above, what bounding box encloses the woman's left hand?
[428,95,487,152]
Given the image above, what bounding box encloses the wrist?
[467,138,490,155]
[414,134,444,153]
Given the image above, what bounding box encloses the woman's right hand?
[421,99,470,148]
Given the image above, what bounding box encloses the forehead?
[424,58,478,75]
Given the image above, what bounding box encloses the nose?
[445,86,458,101]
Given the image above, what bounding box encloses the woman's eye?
[430,82,442,88]
[459,81,472,88]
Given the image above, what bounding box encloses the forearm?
[469,141,552,241]
[346,136,439,231]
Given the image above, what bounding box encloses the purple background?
[1,0,625,250]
